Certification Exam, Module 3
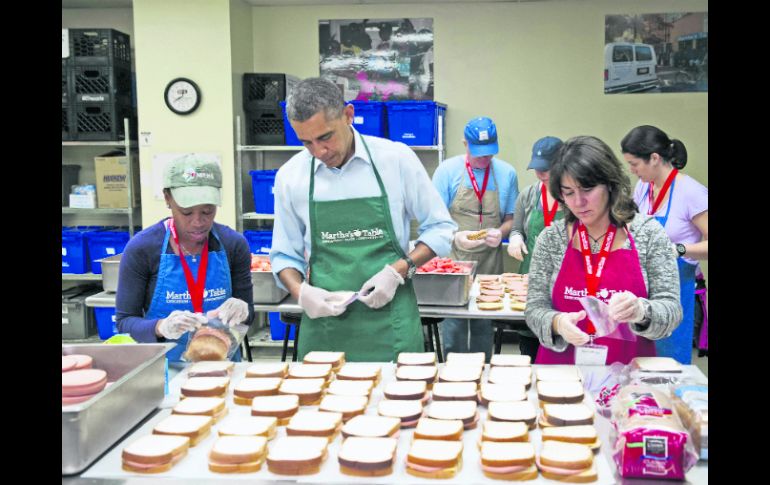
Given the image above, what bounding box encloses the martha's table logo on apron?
[563,286,615,302]
[320,227,385,244]
[166,287,228,304]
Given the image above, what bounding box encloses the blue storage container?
[243,230,273,255]
[62,226,104,274]
[269,312,296,341]
[94,306,118,340]
[86,229,130,274]
[349,101,386,137]
[385,101,447,146]
[249,169,279,214]
[279,101,302,146]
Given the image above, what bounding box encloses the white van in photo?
[604,42,659,94]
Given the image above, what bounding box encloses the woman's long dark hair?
[620,125,688,170]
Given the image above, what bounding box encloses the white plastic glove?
[298,282,347,319]
[553,310,590,346]
[207,298,249,327]
[507,234,528,260]
[454,230,486,251]
[157,310,207,340]
[357,264,404,309]
[608,291,646,323]
[484,228,503,248]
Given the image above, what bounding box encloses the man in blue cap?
[432,117,519,362]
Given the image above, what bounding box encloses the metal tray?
[412,261,478,306]
[97,254,121,292]
[251,270,289,304]
[62,343,172,475]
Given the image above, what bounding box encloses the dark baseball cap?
[464,117,499,157]
[527,136,563,171]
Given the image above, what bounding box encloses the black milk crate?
[62,59,71,104]
[72,101,135,141]
[245,109,285,145]
[72,64,132,105]
[243,73,299,111]
[69,28,131,68]
[62,104,73,141]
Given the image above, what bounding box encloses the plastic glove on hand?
[357,264,404,309]
[608,291,646,323]
[554,311,590,346]
[507,234,528,260]
[484,228,503,248]
[157,310,207,340]
[454,230,487,251]
[206,297,249,327]
[298,282,347,319]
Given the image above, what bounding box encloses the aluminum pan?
[97,254,121,292]
[251,270,288,304]
[412,261,478,306]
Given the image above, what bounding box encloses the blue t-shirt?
[432,155,519,218]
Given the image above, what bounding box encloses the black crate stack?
[63,29,136,141]
[243,73,298,145]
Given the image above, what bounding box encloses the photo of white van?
[604,42,659,94]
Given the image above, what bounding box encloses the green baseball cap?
[163,155,222,208]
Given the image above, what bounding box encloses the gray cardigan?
[524,213,682,352]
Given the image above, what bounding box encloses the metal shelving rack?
[62,118,140,281]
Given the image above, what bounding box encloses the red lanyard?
[576,222,617,335]
[169,219,209,313]
[540,182,559,227]
[647,169,678,215]
[465,155,490,224]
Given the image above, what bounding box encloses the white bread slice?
[338,437,397,476]
[302,351,345,369]
[414,417,464,441]
[407,439,463,468]
[446,352,486,367]
[482,420,529,442]
[188,361,234,377]
[180,376,230,398]
[481,441,535,466]
[438,366,482,384]
[537,381,585,404]
[245,362,288,378]
[542,404,594,427]
[233,378,282,403]
[377,399,424,425]
[490,354,531,367]
[250,394,299,422]
[488,366,533,387]
[427,401,478,429]
[172,397,226,419]
[395,365,438,385]
[278,378,325,405]
[266,436,329,475]
[631,356,683,373]
[122,434,190,472]
[536,366,582,383]
[209,435,267,464]
[383,380,427,400]
[287,364,332,380]
[541,425,599,446]
[397,352,436,366]
[217,416,277,439]
[335,363,381,381]
[152,414,213,446]
[318,395,368,421]
[538,441,596,482]
[326,379,374,398]
[286,410,343,439]
[342,415,401,439]
[480,383,527,404]
[432,382,479,401]
[487,401,537,427]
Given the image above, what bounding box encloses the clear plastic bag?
[579,296,637,341]
[182,317,246,362]
[671,384,708,461]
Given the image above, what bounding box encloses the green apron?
[448,165,503,274]
[297,137,423,362]
[520,184,563,274]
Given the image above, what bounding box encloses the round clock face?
[164,78,201,115]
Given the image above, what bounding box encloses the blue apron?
[643,180,696,364]
[147,221,241,362]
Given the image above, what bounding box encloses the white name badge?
[575,343,608,366]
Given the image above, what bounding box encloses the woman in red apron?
[524,136,683,366]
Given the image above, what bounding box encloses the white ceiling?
[61,0,555,8]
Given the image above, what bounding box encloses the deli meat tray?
[82,362,620,484]
[466,279,526,317]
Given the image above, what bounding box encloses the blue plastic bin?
[243,230,273,255]
[280,101,302,146]
[95,306,118,340]
[86,229,130,274]
[62,226,104,274]
[349,101,386,137]
[385,101,447,146]
[269,312,296,341]
[249,169,279,215]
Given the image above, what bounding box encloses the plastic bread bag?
[670,384,708,461]
[579,296,637,341]
[183,317,246,362]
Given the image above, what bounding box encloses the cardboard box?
[69,193,96,209]
[94,151,140,208]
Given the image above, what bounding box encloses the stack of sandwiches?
[414,417,464,441]
[488,366,533,390]
[180,376,230,399]
[266,436,329,475]
[480,441,538,480]
[152,414,213,446]
[286,410,343,442]
[326,379,374,402]
[539,403,595,428]
[397,352,437,366]
[395,364,438,389]
[477,276,505,311]
[383,380,429,403]
[487,401,538,430]
[438,366,483,386]
[217,416,277,440]
[338,437,398,477]
[302,351,345,372]
[278,378,326,405]
[318,395,368,422]
[172,396,228,422]
[208,435,268,473]
[287,364,333,383]
[245,362,288,378]
[232,377,282,406]
[536,441,597,482]
[541,425,601,451]
[405,439,464,479]
[432,382,479,402]
[427,400,479,430]
[341,415,401,439]
[335,363,382,386]
[480,420,530,444]
[377,399,424,428]
[479,382,527,406]
[121,434,190,473]
[536,380,585,407]
[187,361,234,377]
[250,394,299,425]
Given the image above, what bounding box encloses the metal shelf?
[62,272,102,281]
[237,145,304,152]
[243,212,275,220]
[62,207,136,215]
[62,140,137,148]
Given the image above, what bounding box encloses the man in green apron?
[269,77,456,362]
[431,117,519,362]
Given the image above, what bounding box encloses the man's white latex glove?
[507,234,528,260]
[298,282,347,319]
[358,264,404,309]
[454,231,486,251]
[553,310,591,346]
[157,310,207,340]
[484,228,503,248]
[608,291,646,323]
[207,298,249,327]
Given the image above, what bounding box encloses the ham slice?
[62,369,107,397]
[535,456,586,476]
[62,356,78,372]
[476,295,503,303]
[482,464,529,474]
[406,461,444,473]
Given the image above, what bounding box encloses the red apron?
[535,224,657,365]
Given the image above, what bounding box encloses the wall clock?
[164,78,201,115]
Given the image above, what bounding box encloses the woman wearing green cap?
[115,155,254,362]
[507,136,564,360]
